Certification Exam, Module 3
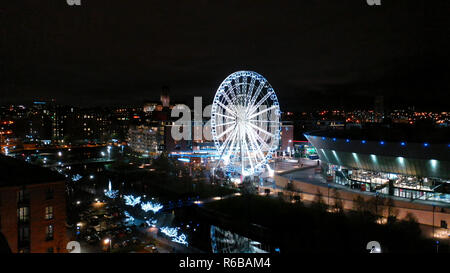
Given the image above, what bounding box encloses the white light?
[104,181,118,198]
[430,159,438,169]
[124,211,135,223]
[160,226,178,237]
[72,174,82,181]
[141,201,163,213]
[123,195,141,207]
[172,233,188,245]
[267,165,274,177]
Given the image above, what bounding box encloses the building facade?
[0,156,69,253]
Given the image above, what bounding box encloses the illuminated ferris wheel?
[211,71,281,177]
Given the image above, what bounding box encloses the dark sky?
[1,0,449,111]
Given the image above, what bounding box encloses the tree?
[286,180,294,191]
[367,195,385,218]
[312,189,327,211]
[332,188,343,213]
[386,198,398,223]
[353,195,366,213]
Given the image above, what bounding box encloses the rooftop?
[0,155,64,187]
[307,125,450,144]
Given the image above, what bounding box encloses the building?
[304,127,450,204]
[0,155,69,253]
[279,123,294,156]
[128,125,163,156]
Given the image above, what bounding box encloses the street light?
[104,238,112,252]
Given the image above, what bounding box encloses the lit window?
[46,225,54,241]
[45,206,54,220]
[18,207,30,222]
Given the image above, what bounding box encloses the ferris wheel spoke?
[242,135,254,171]
[246,128,267,161]
[220,91,240,113]
[225,82,238,104]
[216,124,236,140]
[214,112,235,120]
[214,121,236,127]
[216,128,238,168]
[219,128,237,152]
[225,128,240,161]
[247,122,275,138]
[248,105,278,120]
[249,119,278,123]
[234,77,240,95]
[217,101,237,117]
[244,129,260,169]
[248,92,274,116]
[247,81,266,114]
[241,77,247,96]
[218,127,238,155]
[248,125,273,153]
[245,76,256,107]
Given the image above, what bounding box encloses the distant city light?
[379,141,385,145]
[361,140,366,144]
[423,142,429,147]
[124,211,135,224]
[400,142,406,146]
[72,174,82,181]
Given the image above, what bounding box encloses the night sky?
[1,0,449,111]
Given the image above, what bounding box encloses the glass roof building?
[305,129,450,204]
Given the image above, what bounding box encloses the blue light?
[400,142,406,146]
[423,143,429,147]
[361,140,366,144]
[346,139,350,143]
[321,137,326,140]
[379,141,385,145]
[123,195,141,207]
[332,138,336,142]
[141,201,163,213]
